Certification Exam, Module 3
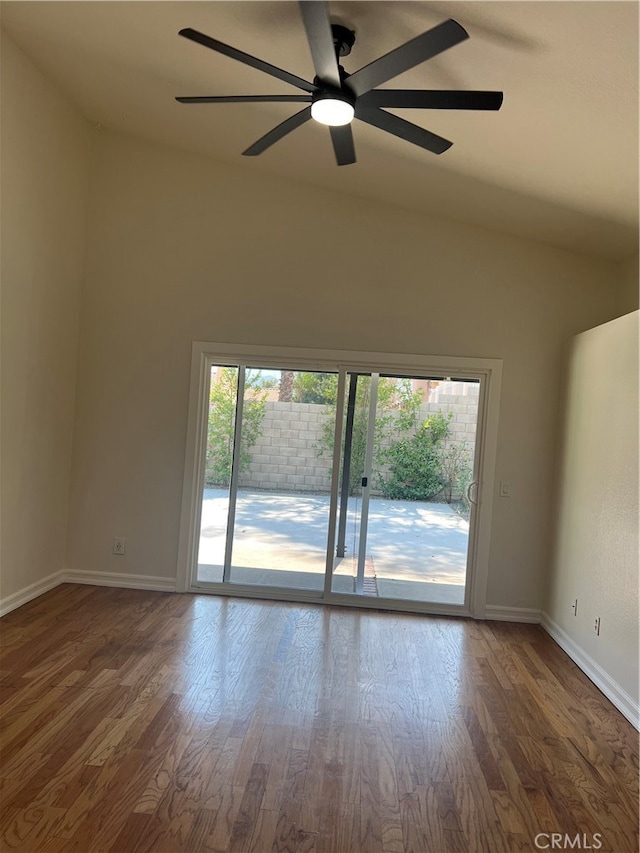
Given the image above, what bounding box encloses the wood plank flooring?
[1,584,637,852]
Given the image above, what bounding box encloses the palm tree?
[278,370,294,402]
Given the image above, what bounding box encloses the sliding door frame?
[177,341,502,619]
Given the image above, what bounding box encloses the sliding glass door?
[330,372,480,606]
[197,365,339,592]
[188,350,490,614]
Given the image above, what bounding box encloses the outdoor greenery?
[379,412,451,501]
[306,375,473,503]
[311,374,425,495]
[205,367,268,487]
[205,368,474,506]
[292,372,336,404]
[438,437,473,505]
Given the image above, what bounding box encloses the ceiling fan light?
[311,95,355,126]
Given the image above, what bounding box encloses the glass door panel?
[331,373,378,595]
[228,368,338,591]
[331,373,480,606]
[197,364,239,584]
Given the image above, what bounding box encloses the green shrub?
[437,439,472,504]
[315,375,424,495]
[379,413,451,500]
[205,368,267,487]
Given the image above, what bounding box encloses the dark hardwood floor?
[0,584,637,852]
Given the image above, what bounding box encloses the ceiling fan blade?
[176,95,312,104]
[356,107,452,154]
[178,28,317,93]
[359,90,503,111]
[329,125,356,166]
[243,106,313,156]
[347,19,469,98]
[298,1,341,88]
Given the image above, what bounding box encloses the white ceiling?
[2,1,638,259]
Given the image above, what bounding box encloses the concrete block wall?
[425,381,479,449]
[206,386,478,495]
[236,402,333,491]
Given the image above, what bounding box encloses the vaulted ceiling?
[2,1,638,259]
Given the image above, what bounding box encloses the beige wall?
[0,33,90,604]
[546,311,639,717]
[617,252,639,314]
[66,127,624,609]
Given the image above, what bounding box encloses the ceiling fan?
[176,1,503,166]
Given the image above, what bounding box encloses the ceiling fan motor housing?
[311,78,355,105]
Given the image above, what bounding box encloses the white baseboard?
[64,570,176,593]
[485,605,542,623]
[0,570,177,617]
[541,612,640,730]
[0,570,66,617]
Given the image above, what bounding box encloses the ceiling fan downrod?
[331,23,355,58]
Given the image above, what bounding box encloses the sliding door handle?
[467,481,478,505]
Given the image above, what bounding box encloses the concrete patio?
[197,489,470,605]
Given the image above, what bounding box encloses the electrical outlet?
[594,616,600,636]
[571,599,578,616]
[113,537,126,555]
